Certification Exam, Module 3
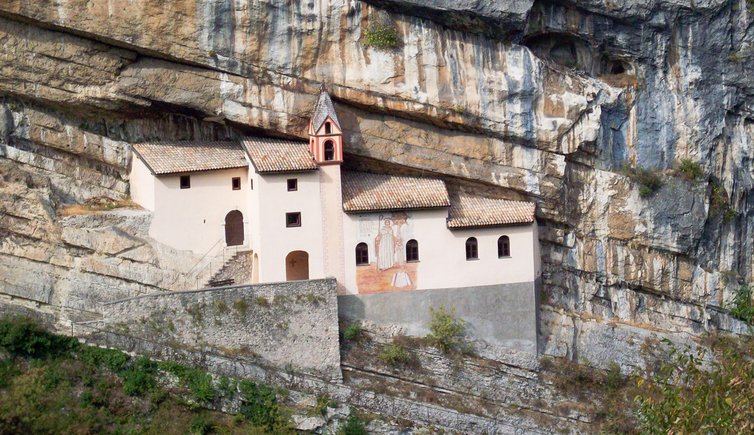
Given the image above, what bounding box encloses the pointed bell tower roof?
[311,84,340,133]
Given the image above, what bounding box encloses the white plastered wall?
[254,171,325,282]
[149,167,249,254]
[342,209,538,294]
[129,156,155,211]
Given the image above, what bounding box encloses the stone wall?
[338,281,539,354]
[99,278,341,380]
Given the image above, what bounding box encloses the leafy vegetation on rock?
[621,166,664,198]
[362,12,399,50]
[426,306,473,355]
[338,412,368,435]
[636,337,754,433]
[378,342,410,366]
[0,315,294,434]
[727,284,754,324]
[676,158,704,181]
[342,321,364,343]
[710,181,737,223]
[541,335,754,434]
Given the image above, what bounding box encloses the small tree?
[426,306,471,354]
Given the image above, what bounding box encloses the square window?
[286,212,301,228]
[179,175,191,189]
[287,178,298,191]
[232,177,241,190]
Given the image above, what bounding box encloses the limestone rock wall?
[0,0,752,370]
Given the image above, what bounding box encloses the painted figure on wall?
[356,211,417,293]
[376,218,396,270]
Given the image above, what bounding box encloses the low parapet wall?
[99,278,341,380]
[338,281,539,354]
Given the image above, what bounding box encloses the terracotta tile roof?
[132,141,247,175]
[311,89,340,132]
[342,171,450,212]
[242,137,318,173]
[447,191,536,228]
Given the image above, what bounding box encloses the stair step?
[207,278,235,287]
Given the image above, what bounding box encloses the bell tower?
[308,84,343,165]
[310,84,346,292]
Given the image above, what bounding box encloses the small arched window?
[355,242,369,265]
[324,140,335,161]
[406,239,419,262]
[465,237,478,260]
[325,122,332,134]
[498,235,510,258]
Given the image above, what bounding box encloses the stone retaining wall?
[100,278,341,380]
[338,281,539,354]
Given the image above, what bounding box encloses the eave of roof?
[342,171,451,213]
[132,141,248,175]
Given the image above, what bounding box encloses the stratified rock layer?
[0,0,752,375]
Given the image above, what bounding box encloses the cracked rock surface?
[0,1,753,428]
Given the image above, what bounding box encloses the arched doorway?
[224,210,244,246]
[285,251,309,281]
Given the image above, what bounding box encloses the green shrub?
[622,167,664,198]
[378,343,410,366]
[362,12,399,50]
[604,361,625,392]
[0,358,19,388]
[363,23,399,49]
[676,158,703,180]
[238,380,286,431]
[189,413,214,435]
[727,284,754,324]
[0,316,78,358]
[338,412,368,435]
[79,346,129,372]
[426,306,471,354]
[233,299,249,315]
[121,356,157,396]
[635,337,754,433]
[342,322,364,342]
[255,296,269,307]
[160,361,215,403]
[710,182,737,223]
[311,394,337,417]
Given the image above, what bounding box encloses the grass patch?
[378,342,410,367]
[621,166,664,198]
[342,322,364,343]
[0,315,294,434]
[311,393,337,417]
[58,197,140,216]
[232,298,249,316]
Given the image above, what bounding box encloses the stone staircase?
[204,250,253,288]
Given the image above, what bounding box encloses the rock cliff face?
[0,0,752,372]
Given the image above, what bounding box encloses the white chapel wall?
[341,209,538,295]
[128,156,155,211]
[149,167,249,254]
[255,171,325,282]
